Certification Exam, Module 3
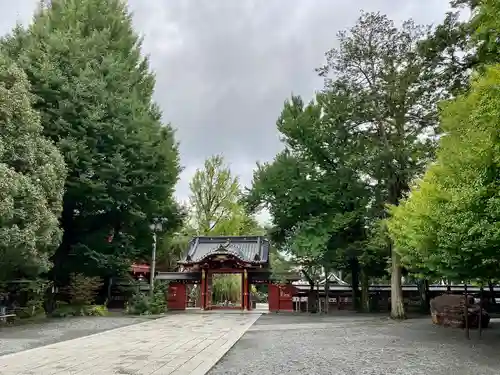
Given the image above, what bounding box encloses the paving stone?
[0,313,261,375]
[0,316,155,356]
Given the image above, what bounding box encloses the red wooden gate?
[268,284,295,312]
[167,283,186,310]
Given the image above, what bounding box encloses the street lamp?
[149,219,163,296]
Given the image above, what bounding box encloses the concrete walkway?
[0,313,261,375]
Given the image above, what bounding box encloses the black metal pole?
[479,284,484,338]
[464,282,469,340]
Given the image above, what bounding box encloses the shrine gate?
[157,236,299,311]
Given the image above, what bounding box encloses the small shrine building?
[156,236,298,312]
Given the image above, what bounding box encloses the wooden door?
[167,283,186,310]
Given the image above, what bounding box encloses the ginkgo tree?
[388,64,500,284]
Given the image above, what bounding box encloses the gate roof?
[179,236,270,266]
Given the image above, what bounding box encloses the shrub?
[126,280,167,315]
[84,304,109,316]
[16,279,48,318]
[65,273,103,305]
[51,301,109,318]
[149,281,167,314]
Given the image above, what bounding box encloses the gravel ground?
[0,315,156,356]
[209,314,500,375]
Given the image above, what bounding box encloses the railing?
[293,284,500,292]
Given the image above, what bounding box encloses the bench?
[0,309,17,324]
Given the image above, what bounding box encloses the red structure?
[131,263,150,274]
[157,236,298,311]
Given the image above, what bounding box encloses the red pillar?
[268,284,279,312]
[247,275,252,311]
[200,269,206,310]
[206,271,213,310]
[243,270,248,310]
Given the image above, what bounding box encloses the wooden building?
[157,236,299,311]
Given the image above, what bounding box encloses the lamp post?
[149,219,163,296]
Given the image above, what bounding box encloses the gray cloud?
[1,0,452,210]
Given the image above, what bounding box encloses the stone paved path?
[0,313,261,375]
[0,315,157,356]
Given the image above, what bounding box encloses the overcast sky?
[2,0,453,220]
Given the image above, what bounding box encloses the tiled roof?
[180,236,269,264]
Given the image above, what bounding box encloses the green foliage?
[269,246,296,282]
[149,281,168,314]
[189,154,263,236]
[317,12,442,206]
[85,304,109,316]
[157,232,191,271]
[418,0,500,94]
[317,12,444,318]
[51,301,108,318]
[0,55,66,281]
[247,133,366,273]
[189,155,241,234]
[1,0,182,280]
[15,279,49,318]
[126,280,167,315]
[64,273,103,305]
[247,12,441,318]
[211,274,241,304]
[126,293,151,315]
[388,64,500,282]
[360,220,391,278]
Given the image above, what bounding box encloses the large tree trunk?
[350,257,360,310]
[324,269,330,314]
[301,269,317,313]
[417,279,430,314]
[360,269,370,312]
[390,249,406,319]
[308,283,317,313]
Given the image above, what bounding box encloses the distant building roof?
[179,236,270,265]
[131,264,150,273]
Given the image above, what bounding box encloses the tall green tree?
[247,99,369,311]
[418,0,500,94]
[157,231,191,272]
[2,0,182,281]
[388,64,500,284]
[188,155,247,235]
[0,56,66,282]
[315,12,443,319]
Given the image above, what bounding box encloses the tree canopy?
[0,56,66,281]
[246,11,444,317]
[418,0,500,94]
[189,154,262,236]
[388,64,500,283]
[1,0,182,281]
